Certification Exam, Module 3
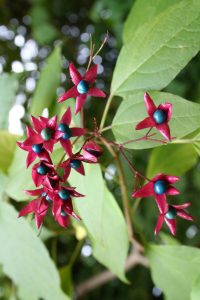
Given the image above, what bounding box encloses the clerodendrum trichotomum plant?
[18,36,193,237]
[9,0,200,300]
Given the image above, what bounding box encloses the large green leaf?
[191,274,200,300]
[0,131,17,173]
[147,245,200,300]
[69,164,129,281]
[123,0,182,44]
[112,91,200,149]
[0,74,18,129]
[0,202,68,300]
[6,148,34,201]
[30,45,62,116]
[147,144,198,178]
[111,0,200,96]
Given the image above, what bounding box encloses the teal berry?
[37,164,48,175]
[41,128,53,141]
[32,144,43,154]
[46,195,52,203]
[42,192,51,202]
[70,159,81,169]
[154,180,168,195]
[60,210,67,217]
[77,80,89,94]
[166,207,177,219]
[58,123,72,140]
[153,109,167,124]
[58,189,70,200]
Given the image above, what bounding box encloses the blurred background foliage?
[0,0,200,299]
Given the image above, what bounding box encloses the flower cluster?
[133,93,193,235]
[17,66,104,229]
[17,52,193,236]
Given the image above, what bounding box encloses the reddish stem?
[100,135,150,182]
[119,147,150,182]
[121,127,168,146]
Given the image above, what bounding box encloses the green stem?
[51,237,57,265]
[100,94,114,130]
[99,135,144,252]
[100,124,113,133]
[69,240,84,267]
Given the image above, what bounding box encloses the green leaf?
[0,131,17,173]
[0,202,69,300]
[147,245,200,300]
[158,233,180,246]
[33,24,57,45]
[192,134,200,156]
[191,274,200,300]
[6,148,34,201]
[112,0,200,96]
[30,4,57,44]
[123,0,182,44]
[194,143,200,156]
[0,173,8,199]
[0,74,18,129]
[69,164,129,281]
[30,45,62,116]
[147,144,198,178]
[112,91,200,149]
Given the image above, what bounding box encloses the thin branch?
[86,34,94,71]
[99,124,113,133]
[69,240,84,267]
[119,147,150,182]
[75,250,148,298]
[86,32,108,71]
[100,94,114,130]
[93,31,109,60]
[99,136,143,252]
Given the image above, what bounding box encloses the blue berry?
[60,210,67,217]
[32,144,43,154]
[42,192,51,202]
[153,109,167,124]
[46,195,52,203]
[166,207,176,219]
[77,80,89,94]
[41,128,53,141]
[70,159,81,169]
[58,189,70,200]
[37,164,48,175]
[154,180,168,195]
[58,123,72,140]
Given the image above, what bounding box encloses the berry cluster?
[18,64,103,229]
[132,93,193,235]
[17,50,193,236]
